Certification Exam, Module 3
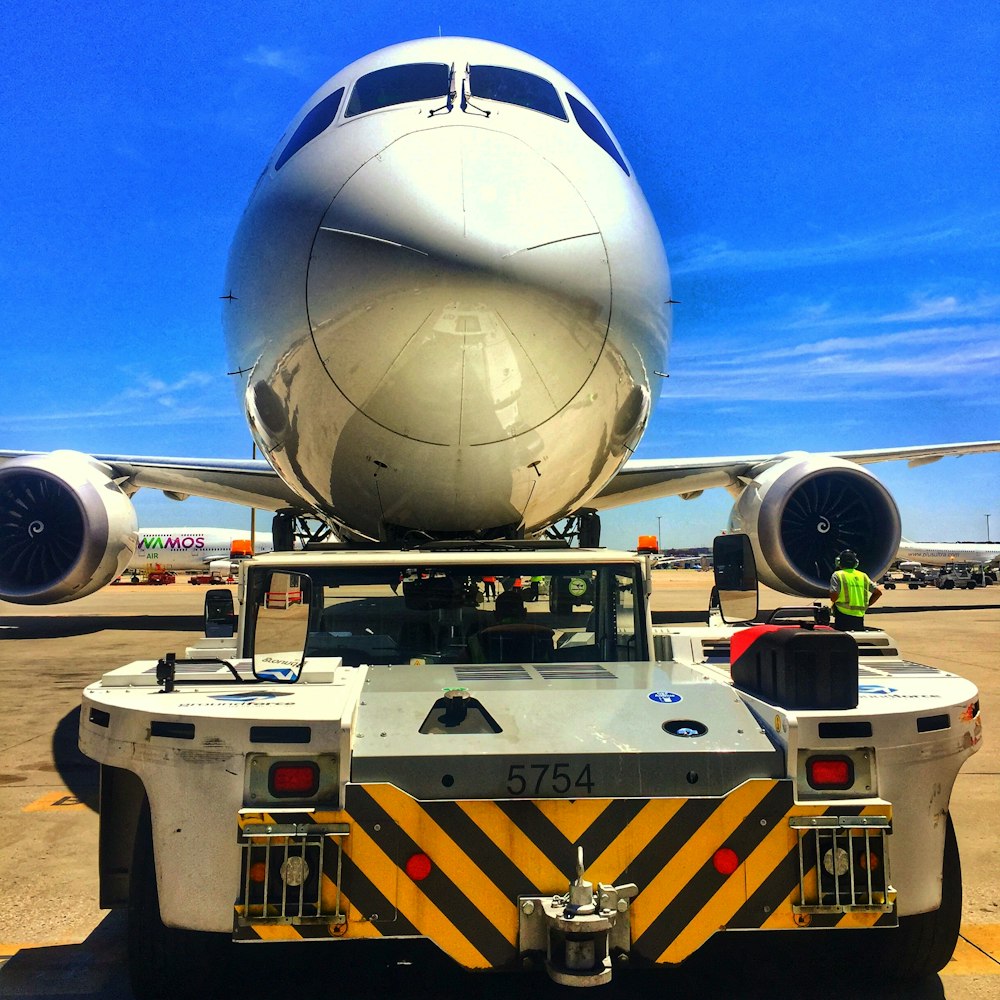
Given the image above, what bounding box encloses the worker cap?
[837,549,859,569]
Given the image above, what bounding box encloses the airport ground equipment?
[880,569,928,590]
[934,569,980,590]
[79,536,982,997]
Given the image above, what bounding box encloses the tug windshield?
[251,560,645,667]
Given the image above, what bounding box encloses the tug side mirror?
[251,572,312,682]
[712,534,758,624]
[204,588,236,638]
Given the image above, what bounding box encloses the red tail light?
[806,756,854,790]
[268,761,320,797]
[859,850,881,871]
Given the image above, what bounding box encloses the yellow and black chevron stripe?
[236,779,895,967]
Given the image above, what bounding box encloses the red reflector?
[859,851,880,871]
[269,762,320,797]
[404,853,433,881]
[807,756,853,789]
[249,861,267,883]
[712,848,740,875]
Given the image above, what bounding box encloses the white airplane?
[125,528,274,575]
[896,538,1000,568]
[1,37,999,604]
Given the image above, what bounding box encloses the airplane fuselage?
[224,38,670,541]
[896,540,1000,567]
[126,529,273,572]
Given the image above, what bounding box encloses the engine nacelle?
[729,453,901,597]
[0,451,138,604]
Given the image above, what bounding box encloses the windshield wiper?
[429,62,455,116]
[460,72,491,118]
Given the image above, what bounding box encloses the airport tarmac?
[0,572,997,998]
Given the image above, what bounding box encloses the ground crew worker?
[828,549,882,631]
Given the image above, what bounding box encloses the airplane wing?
[0,451,302,511]
[3,440,997,515]
[2,440,998,603]
[591,440,1000,509]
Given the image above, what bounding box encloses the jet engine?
[0,451,138,605]
[728,453,901,597]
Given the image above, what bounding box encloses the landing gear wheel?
[272,509,297,551]
[579,510,601,548]
[128,800,230,999]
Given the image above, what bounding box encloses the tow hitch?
[518,848,638,986]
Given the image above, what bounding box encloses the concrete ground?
[0,571,996,997]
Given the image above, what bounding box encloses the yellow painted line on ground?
[941,925,1000,975]
[0,938,84,957]
[21,790,89,813]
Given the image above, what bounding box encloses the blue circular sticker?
[649,691,683,704]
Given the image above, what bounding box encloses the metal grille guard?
[236,818,348,928]
[790,815,895,914]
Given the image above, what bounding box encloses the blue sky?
[1,1,997,548]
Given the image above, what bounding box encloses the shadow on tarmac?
[869,603,999,616]
[0,911,949,1000]
[0,615,204,640]
[652,603,999,628]
[53,707,99,811]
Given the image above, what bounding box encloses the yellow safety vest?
[833,568,871,616]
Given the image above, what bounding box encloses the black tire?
[845,814,962,979]
[788,814,962,981]
[891,813,963,977]
[128,800,230,999]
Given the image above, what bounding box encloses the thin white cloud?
[671,288,1000,403]
[784,292,1000,331]
[0,370,237,431]
[0,407,243,430]
[118,371,217,407]
[672,215,1000,276]
[243,45,305,76]
[877,293,1000,324]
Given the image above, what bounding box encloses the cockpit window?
[345,63,450,118]
[275,87,344,171]
[566,93,630,176]
[467,65,567,120]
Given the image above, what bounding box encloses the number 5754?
[505,762,595,796]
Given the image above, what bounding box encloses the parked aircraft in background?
[126,528,274,575]
[1,37,999,605]
[896,538,1000,568]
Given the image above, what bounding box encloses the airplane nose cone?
[306,126,611,445]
